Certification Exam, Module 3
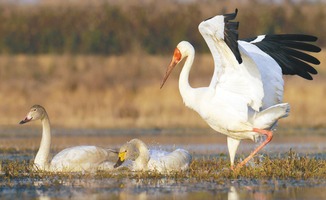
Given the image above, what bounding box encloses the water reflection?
[228,186,239,200]
[0,176,324,200]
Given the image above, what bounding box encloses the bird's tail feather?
[253,103,290,129]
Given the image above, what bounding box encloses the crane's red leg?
[235,128,273,170]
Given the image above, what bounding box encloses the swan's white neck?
[34,114,51,170]
[134,141,150,170]
[178,45,196,109]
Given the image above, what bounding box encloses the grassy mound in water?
[0,150,325,182]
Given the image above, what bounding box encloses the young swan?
[114,138,192,173]
[20,105,117,172]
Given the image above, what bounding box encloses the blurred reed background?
[0,0,325,129]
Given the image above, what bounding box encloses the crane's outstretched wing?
[223,9,242,64]
[243,34,321,80]
[198,9,321,113]
[238,40,284,109]
[239,35,320,108]
[199,9,264,112]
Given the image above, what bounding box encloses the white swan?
[19,105,118,172]
[114,138,192,173]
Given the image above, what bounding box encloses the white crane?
[160,9,321,170]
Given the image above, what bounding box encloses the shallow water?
[0,127,325,199]
[0,176,325,199]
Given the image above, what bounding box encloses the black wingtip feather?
[224,8,238,22]
[281,41,321,53]
[223,9,242,64]
[277,34,318,42]
[245,34,320,80]
[225,22,239,30]
[285,47,320,65]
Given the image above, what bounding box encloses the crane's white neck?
[34,114,51,170]
[178,45,196,109]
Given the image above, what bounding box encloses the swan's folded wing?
[51,146,110,171]
[97,161,116,170]
[149,149,169,158]
[148,149,192,172]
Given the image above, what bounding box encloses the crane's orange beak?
[160,48,182,89]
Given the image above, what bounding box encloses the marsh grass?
[0,150,325,184]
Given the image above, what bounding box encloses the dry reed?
[0,50,324,129]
